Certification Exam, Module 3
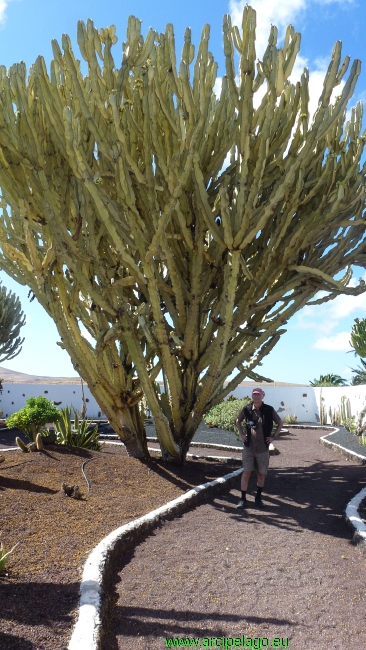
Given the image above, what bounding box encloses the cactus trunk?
[104,403,149,459]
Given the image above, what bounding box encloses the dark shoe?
[236,499,247,509]
[255,498,266,509]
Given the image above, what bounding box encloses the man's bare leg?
[236,470,252,509]
[256,472,265,488]
[241,470,252,491]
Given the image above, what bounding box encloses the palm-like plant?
[350,318,366,358]
[350,358,366,385]
[310,374,348,387]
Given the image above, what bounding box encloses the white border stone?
[320,429,366,546]
[320,428,366,464]
[68,466,243,650]
[345,487,366,544]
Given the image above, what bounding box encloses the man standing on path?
[236,388,282,509]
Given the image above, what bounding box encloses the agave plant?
[283,414,298,424]
[54,407,101,451]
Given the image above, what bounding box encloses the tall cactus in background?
[340,395,351,421]
[0,7,365,461]
[350,319,366,385]
[0,283,25,362]
[350,318,366,358]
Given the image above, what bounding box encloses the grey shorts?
[242,446,270,475]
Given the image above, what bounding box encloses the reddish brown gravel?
[0,443,239,650]
[101,428,366,650]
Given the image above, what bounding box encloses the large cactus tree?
[0,6,365,461]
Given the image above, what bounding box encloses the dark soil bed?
[0,444,239,650]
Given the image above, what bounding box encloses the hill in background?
[0,366,81,384]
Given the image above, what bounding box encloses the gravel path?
[101,427,366,650]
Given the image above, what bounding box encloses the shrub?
[204,396,251,434]
[342,416,357,433]
[283,414,297,424]
[6,396,61,442]
[54,406,101,450]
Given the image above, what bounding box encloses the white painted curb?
[102,439,244,453]
[320,428,366,464]
[68,466,243,650]
[345,487,366,544]
[320,429,366,547]
[148,439,243,451]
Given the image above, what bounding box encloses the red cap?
[252,387,264,396]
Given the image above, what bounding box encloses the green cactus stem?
[15,437,29,453]
[36,432,44,451]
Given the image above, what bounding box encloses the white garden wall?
[312,385,366,423]
[227,384,366,423]
[227,384,319,422]
[0,384,106,420]
[1,381,365,425]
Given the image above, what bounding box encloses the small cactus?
[61,482,83,499]
[320,402,327,425]
[71,485,82,500]
[341,396,352,426]
[15,436,29,453]
[329,406,341,426]
[36,432,44,451]
[61,481,74,496]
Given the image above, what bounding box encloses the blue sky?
[0,0,365,384]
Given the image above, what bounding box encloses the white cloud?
[230,0,355,59]
[213,77,222,98]
[312,331,352,351]
[229,0,351,127]
[293,271,366,336]
[0,1,11,26]
[230,0,307,60]
[295,289,366,332]
[342,366,354,377]
[328,290,366,321]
